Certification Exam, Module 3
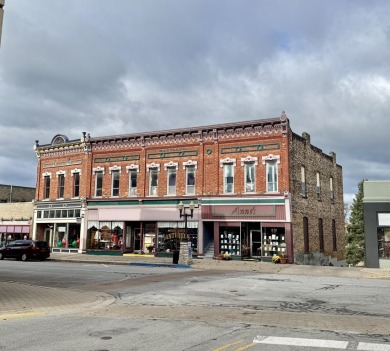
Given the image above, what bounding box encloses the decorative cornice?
[43,159,82,169]
[88,115,290,148]
[220,157,237,167]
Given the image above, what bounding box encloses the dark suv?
[0,240,50,261]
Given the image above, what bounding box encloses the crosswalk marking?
[253,336,348,349]
[358,343,390,351]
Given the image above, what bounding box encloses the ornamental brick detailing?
[33,112,345,264]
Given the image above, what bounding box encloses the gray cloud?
[1,0,390,201]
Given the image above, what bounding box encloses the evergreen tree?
[346,180,365,265]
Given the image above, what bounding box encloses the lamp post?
[177,200,195,264]
[178,200,195,241]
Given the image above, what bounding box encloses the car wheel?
[0,252,4,260]
[21,253,28,261]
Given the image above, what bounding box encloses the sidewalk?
[48,253,390,280]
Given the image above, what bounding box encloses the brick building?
[32,112,345,264]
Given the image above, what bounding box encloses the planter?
[216,254,224,260]
[279,257,287,264]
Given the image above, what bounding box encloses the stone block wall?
[0,202,34,220]
[289,132,345,262]
[0,185,35,203]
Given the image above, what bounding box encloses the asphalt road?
[1,260,390,351]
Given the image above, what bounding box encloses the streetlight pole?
[177,200,195,264]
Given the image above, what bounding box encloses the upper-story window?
[164,162,178,196]
[71,169,81,198]
[109,166,121,197]
[224,164,234,193]
[183,160,197,195]
[167,168,176,195]
[57,173,65,198]
[111,171,120,197]
[43,173,51,199]
[241,156,257,193]
[316,171,321,199]
[301,165,306,197]
[126,164,139,196]
[93,166,105,197]
[262,154,280,193]
[147,163,160,196]
[129,171,137,196]
[220,158,236,194]
[330,176,334,203]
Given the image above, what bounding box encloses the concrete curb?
[128,262,191,269]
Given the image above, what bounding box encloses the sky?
[1,0,390,206]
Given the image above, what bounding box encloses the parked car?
[0,240,50,261]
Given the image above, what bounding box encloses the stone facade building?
[32,112,345,264]
[0,184,35,243]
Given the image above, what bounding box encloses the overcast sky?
[1,0,390,205]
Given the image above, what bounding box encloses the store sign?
[378,213,390,226]
[58,227,66,232]
[231,206,256,215]
[211,205,276,217]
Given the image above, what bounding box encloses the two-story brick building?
[32,112,345,264]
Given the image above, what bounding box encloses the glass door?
[134,228,141,252]
[250,230,262,258]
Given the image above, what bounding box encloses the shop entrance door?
[250,230,262,258]
[134,228,141,252]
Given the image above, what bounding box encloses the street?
[1,260,390,350]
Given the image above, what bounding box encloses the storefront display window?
[86,221,123,250]
[157,222,198,253]
[53,224,81,249]
[378,228,390,259]
[219,226,240,255]
[262,227,286,257]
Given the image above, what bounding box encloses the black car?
[0,240,50,261]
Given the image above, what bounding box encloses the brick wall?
[36,130,290,200]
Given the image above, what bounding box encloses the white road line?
[253,336,348,349]
[358,343,390,351]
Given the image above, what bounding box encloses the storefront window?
[157,222,198,253]
[53,224,81,249]
[378,228,390,259]
[219,226,240,255]
[86,221,123,250]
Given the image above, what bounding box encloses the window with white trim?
[266,161,278,192]
[149,168,158,195]
[220,158,236,194]
[241,156,257,193]
[147,163,160,196]
[73,173,80,198]
[129,171,137,196]
[224,164,234,193]
[95,172,103,197]
[43,174,51,199]
[245,163,255,192]
[58,173,65,198]
[167,167,176,195]
[126,164,139,196]
[111,170,120,197]
[262,154,280,193]
[186,165,196,195]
